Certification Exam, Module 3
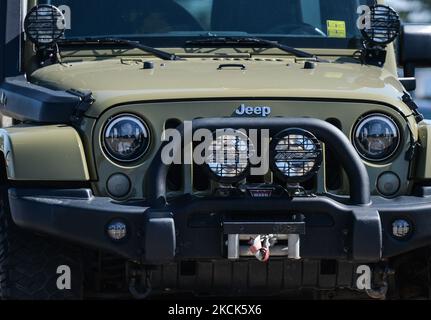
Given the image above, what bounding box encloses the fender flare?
[0,125,89,181]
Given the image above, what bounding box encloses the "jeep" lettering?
[235,104,271,117]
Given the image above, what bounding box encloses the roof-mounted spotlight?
[359,5,400,67]
[361,4,401,46]
[24,5,66,46]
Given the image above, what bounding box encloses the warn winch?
[224,219,306,261]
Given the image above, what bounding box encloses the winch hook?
[249,235,275,263]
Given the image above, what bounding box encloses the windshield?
[39,0,375,49]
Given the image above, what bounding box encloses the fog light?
[270,129,323,183]
[205,129,255,183]
[107,220,127,241]
[392,219,411,239]
[107,173,131,198]
[377,172,400,197]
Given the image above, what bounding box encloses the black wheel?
[0,192,84,300]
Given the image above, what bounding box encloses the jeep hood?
[29,58,411,118]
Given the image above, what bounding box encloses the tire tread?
[0,197,83,300]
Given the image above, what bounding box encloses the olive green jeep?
[1,0,431,300]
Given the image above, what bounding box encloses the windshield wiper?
[57,37,182,61]
[186,36,325,61]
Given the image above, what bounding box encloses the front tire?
[0,193,84,300]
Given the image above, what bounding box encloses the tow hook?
[248,235,276,262]
[129,269,152,300]
[365,267,394,300]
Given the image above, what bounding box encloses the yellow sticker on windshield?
[327,20,346,38]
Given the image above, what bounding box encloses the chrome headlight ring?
[352,113,401,163]
[101,114,151,163]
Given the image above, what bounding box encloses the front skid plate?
[147,260,375,294]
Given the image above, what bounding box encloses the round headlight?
[353,114,400,162]
[24,5,66,46]
[270,129,323,183]
[361,5,400,46]
[205,129,255,183]
[102,114,150,163]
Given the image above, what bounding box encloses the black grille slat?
[325,119,344,191]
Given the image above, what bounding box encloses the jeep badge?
[234,104,271,117]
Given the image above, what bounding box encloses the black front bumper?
[7,117,431,294]
[8,188,431,264]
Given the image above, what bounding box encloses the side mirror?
[399,24,431,78]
